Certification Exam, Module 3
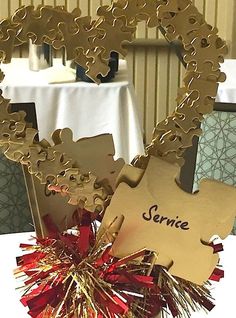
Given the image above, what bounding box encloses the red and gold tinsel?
[15,210,222,318]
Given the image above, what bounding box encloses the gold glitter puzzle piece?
[183,72,219,116]
[99,156,236,285]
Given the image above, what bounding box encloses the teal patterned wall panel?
[0,153,33,234]
[193,111,236,234]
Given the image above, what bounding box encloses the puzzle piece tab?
[100,156,236,285]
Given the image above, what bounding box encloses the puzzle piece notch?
[100,156,236,285]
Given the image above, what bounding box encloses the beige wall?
[1,0,235,143]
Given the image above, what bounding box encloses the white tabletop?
[0,58,144,163]
[0,232,235,317]
[217,59,236,104]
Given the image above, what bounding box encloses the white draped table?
[216,59,236,103]
[0,232,235,317]
[0,58,144,163]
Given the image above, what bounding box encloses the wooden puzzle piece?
[0,29,17,63]
[74,48,93,70]
[113,0,146,25]
[174,100,203,133]
[99,156,236,285]
[94,18,134,59]
[0,18,22,46]
[136,0,163,27]
[187,61,226,83]
[97,5,116,25]
[183,23,218,51]
[49,128,125,193]
[158,0,191,18]
[4,127,39,162]
[11,6,56,44]
[159,3,204,44]
[183,72,219,116]
[43,5,81,33]
[52,17,97,60]
[67,173,107,211]
[52,169,108,212]
[184,34,228,72]
[148,131,183,157]
[0,94,25,122]
[85,47,110,83]
[21,147,47,174]
[153,114,202,151]
[36,151,71,184]
[0,121,25,145]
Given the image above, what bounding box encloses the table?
[0,58,144,163]
[1,232,235,317]
[216,59,236,103]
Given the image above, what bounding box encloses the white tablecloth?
[0,232,235,317]
[217,59,236,103]
[0,59,144,163]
